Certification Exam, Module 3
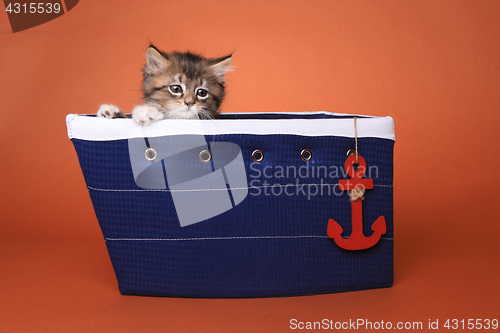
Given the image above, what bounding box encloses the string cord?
[349,117,364,201]
[354,117,359,164]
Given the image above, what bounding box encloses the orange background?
[1,0,499,332]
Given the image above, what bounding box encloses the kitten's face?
[142,47,231,119]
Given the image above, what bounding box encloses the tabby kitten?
[97,45,232,125]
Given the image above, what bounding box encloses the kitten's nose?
[184,99,194,107]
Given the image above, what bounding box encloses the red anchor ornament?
[327,154,387,250]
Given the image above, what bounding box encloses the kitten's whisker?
[202,106,218,113]
[198,111,212,120]
[199,109,215,120]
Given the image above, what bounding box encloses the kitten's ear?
[209,55,232,80]
[145,47,171,74]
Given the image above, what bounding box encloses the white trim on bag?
[66,112,395,141]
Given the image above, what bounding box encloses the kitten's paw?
[97,104,125,119]
[132,105,164,126]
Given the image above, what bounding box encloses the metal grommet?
[199,150,212,163]
[252,150,264,162]
[346,149,356,157]
[301,149,312,161]
[145,148,157,161]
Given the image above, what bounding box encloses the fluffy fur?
[97,45,232,125]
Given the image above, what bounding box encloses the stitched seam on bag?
[104,236,394,241]
[88,184,393,193]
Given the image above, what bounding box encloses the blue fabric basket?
[66,111,395,298]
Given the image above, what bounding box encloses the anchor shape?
[327,154,386,250]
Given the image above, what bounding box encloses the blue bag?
[67,112,395,298]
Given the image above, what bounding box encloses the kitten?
[97,45,232,125]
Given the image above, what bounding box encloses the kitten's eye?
[168,85,183,95]
[196,89,208,99]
